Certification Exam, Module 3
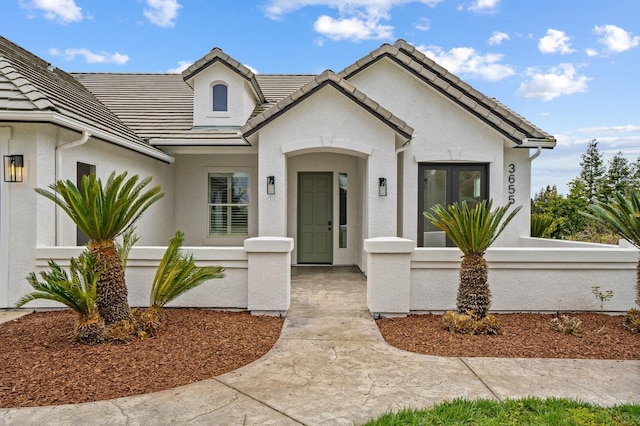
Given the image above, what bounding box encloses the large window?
[208,172,249,236]
[212,83,228,112]
[418,163,488,247]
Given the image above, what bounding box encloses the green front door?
[298,172,333,264]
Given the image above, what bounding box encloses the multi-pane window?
[418,163,488,247]
[212,83,228,111]
[208,172,249,236]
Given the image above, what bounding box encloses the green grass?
[361,397,640,426]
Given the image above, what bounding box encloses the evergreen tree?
[602,152,632,199]
[577,139,605,204]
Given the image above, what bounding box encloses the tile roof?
[338,40,555,145]
[182,47,266,104]
[241,70,414,140]
[0,36,158,152]
[73,73,315,141]
[2,35,552,151]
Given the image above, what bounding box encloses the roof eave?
[0,110,175,163]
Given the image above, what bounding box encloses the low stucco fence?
[33,237,294,316]
[365,237,639,317]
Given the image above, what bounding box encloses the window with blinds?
[208,172,249,236]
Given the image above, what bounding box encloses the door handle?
[328,220,332,231]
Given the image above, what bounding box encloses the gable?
[241,70,413,141]
[339,40,554,146]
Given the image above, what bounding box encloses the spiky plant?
[424,200,521,319]
[584,190,640,308]
[143,231,224,334]
[116,227,140,271]
[35,171,164,326]
[16,252,107,345]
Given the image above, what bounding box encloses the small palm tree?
[584,190,640,308]
[424,200,521,318]
[139,231,224,335]
[35,171,164,326]
[16,252,107,345]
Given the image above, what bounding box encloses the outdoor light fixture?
[378,177,387,196]
[3,155,23,183]
[267,175,275,195]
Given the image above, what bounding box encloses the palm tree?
[35,171,164,325]
[16,252,107,345]
[585,190,640,308]
[424,200,521,318]
[138,231,224,335]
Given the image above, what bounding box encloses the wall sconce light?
[378,177,387,196]
[267,175,275,195]
[3,155,23,183]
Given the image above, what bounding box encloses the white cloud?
[263,0,442,41]
[263,0,443,19]
[538,29,574,54]
[20,0,83,24]
[488,31,509,46]
[244,64,259,74]
[517,64,590,101]
[314,15,393,40]
[49,47,129,65]
[576,124,640,134]
[167,60,192,73]
[144,0,182,28]
[468,0,500,12]
[415,17,430,32]
[594,24,640,53]
[417,45,515,81]
[585,48,598,57]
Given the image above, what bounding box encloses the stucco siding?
[1,122,175,308]
[348,58,530,245]
[173,153,258,246]
[257,85,398,242]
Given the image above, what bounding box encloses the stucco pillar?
[258,143,287,236]
[245,236,294,316]
[367,144,397,238]
[364,237,414,317]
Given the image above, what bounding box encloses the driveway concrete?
[1,266,638,425]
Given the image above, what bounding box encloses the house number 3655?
[508,163,515,203]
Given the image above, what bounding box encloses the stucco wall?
[256,85,399,242]
[410,247,638,313]
[173,153,258,246]
[348,58,533,246]
[1,123,175,308]
[190,62,256,127]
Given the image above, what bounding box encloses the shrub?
[624,309,640,334]
[550,315,583,337]
[441,311,503,335]
[16,252,107,345]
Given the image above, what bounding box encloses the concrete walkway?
[1,266,639,425]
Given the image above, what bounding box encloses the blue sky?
[2,0,639,194]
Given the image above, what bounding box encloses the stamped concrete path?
[1,266,639,425]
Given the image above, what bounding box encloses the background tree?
[601,152,632,200]
[36,172,164,326]
[575,139,605,204]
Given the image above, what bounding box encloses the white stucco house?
[1,36,636,315]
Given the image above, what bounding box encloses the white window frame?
[206,168,252,239]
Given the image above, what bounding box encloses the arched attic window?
[212,83,228,112]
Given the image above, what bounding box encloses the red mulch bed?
[377,312,640,359]
[0,309,283,408]
[2,310,638,409]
